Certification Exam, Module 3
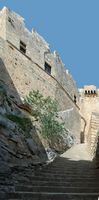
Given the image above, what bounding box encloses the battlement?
[79,85,99,98]
[0,7,79,105]
[0,7,50,64]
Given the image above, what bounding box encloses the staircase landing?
[61,143,92,161]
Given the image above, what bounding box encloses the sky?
[0,0,99,88]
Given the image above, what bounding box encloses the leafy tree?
[24,90,65,139]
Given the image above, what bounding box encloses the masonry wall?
[0,7,79,100]
[0,37,56,101]
[87,112,99,158]
[0,37,79,110]
[79,90,99,142]
[0,7,81,142]
[0,7,6,39]
[58,108,81,143]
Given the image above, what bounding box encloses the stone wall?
[87,112,99,158]
[0,37,56,103]
[0,7,6,39]
[58,108,81,143]
[0,7,79,101]
[0,7,81,142]
[79,87,99,142]
[0,37,79,110]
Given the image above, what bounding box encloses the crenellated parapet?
[0,7,79,109]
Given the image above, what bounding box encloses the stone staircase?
[87,112,99,158]
[0,144,99,200]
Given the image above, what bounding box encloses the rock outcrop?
[0,80,47,175]
[0,80,76,176]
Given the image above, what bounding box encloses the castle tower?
[79,85,99,143]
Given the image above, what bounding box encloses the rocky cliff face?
[0,80,75,175]
[0,80,48,174]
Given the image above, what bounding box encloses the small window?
[94,90,96,94]
[88,90,90,94]
[44,62,51,75]
[20,41,26,54]
[8,17,12,23]
[74,95,77,103]
[85,90,87,94]
[8,17,14,28]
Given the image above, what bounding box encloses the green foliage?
[24,90,65,139]
[6,114,32,133]
[24,90,58,119]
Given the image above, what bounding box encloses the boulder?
[26,138,39,155]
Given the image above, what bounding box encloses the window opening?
[74,95,77,103]
[88,91,90,94]
[44,62,51,75]
[20,41,26,54]
[85,90,87,94]
[94,90,96,94]
[8,17,14,27]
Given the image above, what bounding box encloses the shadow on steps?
[0,155,99,200]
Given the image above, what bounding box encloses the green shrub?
[6,114,32,133]
[24,90,65,139]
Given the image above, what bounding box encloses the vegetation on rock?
[24,90,65,140]
[6,114,32,133]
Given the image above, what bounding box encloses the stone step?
[39,169,99,175]
[24,174,99,180]
[91,121,99,124]
[40,168,94,172]
[15,185,99,193]
[34,172,99,178]
[38,169,95,176]
[91,119,99,121]
[33,174,99,180]
[36,166,96,171]
[2,180,99,188]
[90,127,97,130]
[46,164,93,169]
[15,179,99,186]
[20,172,98,180]
[2,192,99,200]
[15,180,99,187]
[36,166,94,172]
[16,180,99,187]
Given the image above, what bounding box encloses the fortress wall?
[58,108,81,143]
[45,52,79,102]
[0,38,56,102]
[0,7,6,39]
[0,7,81,142]
[79,89,99,142]
[4,7,50,69]
[0,37,79,112]
[87,113,99,158]
[2,7,79,101]
[63,71,79,102]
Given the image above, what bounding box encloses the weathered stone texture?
[0,37,56,102]
[79,87,99,142]
[0,7,81,143]
[0,7,6,39]
[79,86,99,160]
[0,7,79,100]
[87,112,99,158]
[0,8,78,109]
[58,107,81,143]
